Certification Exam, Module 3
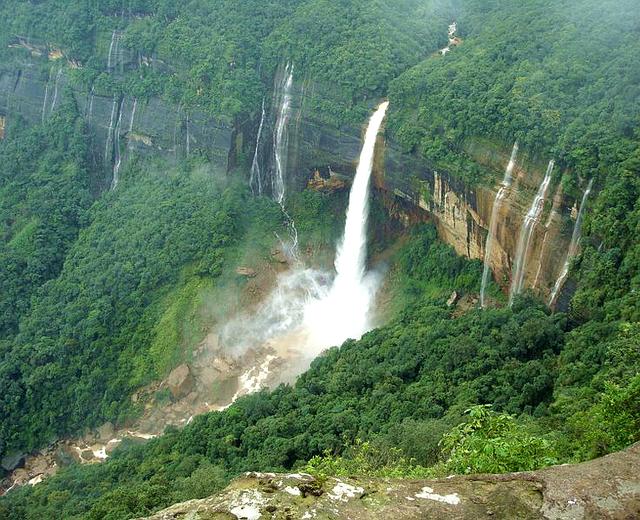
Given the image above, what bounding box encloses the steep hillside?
[0,0,639,518]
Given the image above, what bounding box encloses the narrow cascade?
[250,98,266,196]
[41,74,50,124]
[548,179,594,306]
[128,98,137,134]
[49,68,63,115]
[508,159,554,304]
[272,63,293,205]
[86,87,95,122]
[107,31,120,70]
[304,101,389,347]
[104,96,118,164]
[185,114,190,157]
[110,98,125,189]
[480,141,519,308]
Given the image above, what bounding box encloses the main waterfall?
[548,179,594,306]
[304,101,389,346]
[480,142,519,308]
[220,101,389,399]
[508,160,554,304]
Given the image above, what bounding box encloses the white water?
[480,141,519,308]
[185,114,190,156]
[87,88,95,122]
[548,179,594,306]
[110,98,124,189]
[272,63,293,205]
[250,98,266,196]
[107,31,119,70]
[304,101,389,346]
[440,21,458,56]
[509,159,554,304]
[49,68,63,114]
[41,68,52,123]
[129,98,137,133]
[222,101,388,393]
[104,96,118,163]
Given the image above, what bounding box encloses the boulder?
[235,267,257,277]
[166,364,195,400]
[447,291,460,307]
[271,249,288,264]
[1,451,25,471]
[96,422,115,442]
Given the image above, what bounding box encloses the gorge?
[0,1,638,518]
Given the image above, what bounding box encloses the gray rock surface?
[137,442,640,520]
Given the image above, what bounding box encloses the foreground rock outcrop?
[138,442,640,519]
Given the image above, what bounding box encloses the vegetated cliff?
[0,39,583,305]
[137,442,640,520]
[0,40,235,191]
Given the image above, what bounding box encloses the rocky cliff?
[136,442,640,519]
[0,41,585,304]
[0,42,235,191]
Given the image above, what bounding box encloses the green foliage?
[0,166,285,458]
[388,0,639,184]
[436,405,557,475]
[304,439,432,480]
[0,103,92,337]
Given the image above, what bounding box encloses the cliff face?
[0,54,234,191]
[0,46,582,302]
[136,442,640,520]
[271,71,580,303]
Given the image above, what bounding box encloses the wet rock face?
[166,364,195,400]
[136,442,640,520]
[0,66,234,190]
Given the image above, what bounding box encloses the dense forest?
[0,0,639,518]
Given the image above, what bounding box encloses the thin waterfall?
[250,98,266,196]
[548,179,594,306]
[107,31,119,70]
[87,87,95,122]
[41,76,50,123]
[509,159,554,304]
[480,141,519,308]
[533,185,563,288]
[272,63,293,204]
[185,114,190,157]
[110,98,125,189]
[304,101,389,347]
[104,96,118,163]
[128,98,137,133]
[49,68,63,114]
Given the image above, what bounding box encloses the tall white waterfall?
[220,102,388,403]
[480,141,519,308]
[304,101,389,347]
[272,63,293,205]
[548,179,594,306]
[509,159,554,304]
[250,98,266,196]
